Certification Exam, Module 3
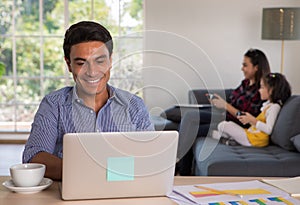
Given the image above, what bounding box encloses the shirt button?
[76,99,80,103]
[90,110,94,114]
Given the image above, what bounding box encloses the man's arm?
[131,96,155,131]
[30,152,62,181]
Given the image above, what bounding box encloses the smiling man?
[22,21,154,180]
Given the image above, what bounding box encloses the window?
[0,0,143,132]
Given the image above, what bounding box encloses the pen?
[194,185,243,198]
[291,193,300,197]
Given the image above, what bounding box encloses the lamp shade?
[262,8,300,40]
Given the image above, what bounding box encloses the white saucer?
[2,178,53,194]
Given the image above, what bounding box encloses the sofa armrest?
[188,89,233,104]
[291,134,300,152]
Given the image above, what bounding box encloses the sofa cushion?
[160,105,211,123]
[194,137,300,177]
[150,115,179,131]
[291,134,300,152]
[160,106,182,123]
[271,96,300,151]
[161,88,232,122]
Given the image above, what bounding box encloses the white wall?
[143,0,300,115]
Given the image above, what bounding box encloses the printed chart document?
[168,180,300,205]
[262,177,300,197]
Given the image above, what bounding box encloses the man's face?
[66,41,112,98]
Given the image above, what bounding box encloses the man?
[23,21,154,180]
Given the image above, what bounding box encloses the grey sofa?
[152,89,233,132]
[189,89,300,177]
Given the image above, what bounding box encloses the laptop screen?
[62,131,178,200]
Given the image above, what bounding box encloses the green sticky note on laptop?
[107,157,134,181]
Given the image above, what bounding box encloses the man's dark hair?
[63,21,113,61]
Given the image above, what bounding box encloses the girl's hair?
[263,72,291,106]
[244,49,271,87]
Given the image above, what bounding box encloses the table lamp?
[262,7,300,73]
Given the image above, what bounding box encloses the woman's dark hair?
[244,48,271,87]
[63,21,113,61]
[262,72,291,106]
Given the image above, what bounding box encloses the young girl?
[212,73,291,147]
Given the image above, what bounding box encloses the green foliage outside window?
[0,62,5,77]
[0,0,143,132]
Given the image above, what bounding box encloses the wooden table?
[0,176,297,204]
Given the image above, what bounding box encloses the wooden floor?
[0,144,25,176]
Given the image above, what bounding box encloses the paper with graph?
[169,180,300,204]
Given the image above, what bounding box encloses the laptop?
[174,104,212,108]
[61,131,178,200]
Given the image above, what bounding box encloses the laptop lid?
[61,131,178,200]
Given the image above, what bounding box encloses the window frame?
[0,0,143,135]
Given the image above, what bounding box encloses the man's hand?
[30,152,62,181]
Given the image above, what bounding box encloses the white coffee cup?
[10,163,46,187]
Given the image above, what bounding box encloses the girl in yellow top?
[212,73,291,147]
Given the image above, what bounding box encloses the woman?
[177,48,271,175]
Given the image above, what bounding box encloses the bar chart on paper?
[190,186,270,198]
[170,180,300,205]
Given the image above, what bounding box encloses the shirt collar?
[71,84,125,106]
[107,84,125,106]
[72,85,83,104]
[261,100,271,111]
[64,87,74,106]
[242,79,256,89]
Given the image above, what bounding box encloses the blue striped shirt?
[22,85,154,163]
